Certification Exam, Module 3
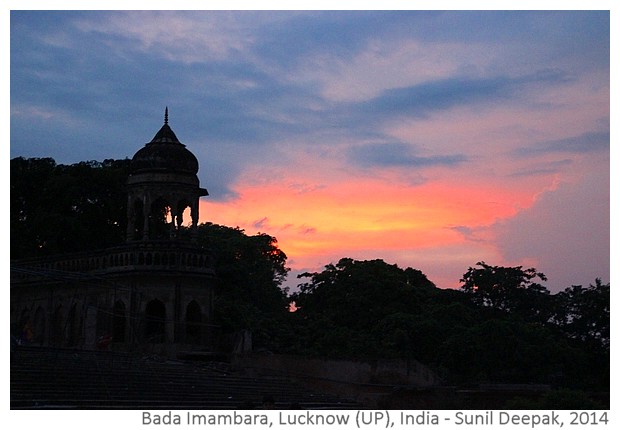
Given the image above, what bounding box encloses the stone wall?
[233,353,441,400]
[232,353,442,407]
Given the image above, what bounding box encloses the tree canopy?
[11,157,130,259]
[287,257,608,395]
[194,223,291,350]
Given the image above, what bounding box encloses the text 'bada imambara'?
[11,109,219,356]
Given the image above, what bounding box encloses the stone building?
[10,110,217,356]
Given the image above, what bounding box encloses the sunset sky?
[9,9,611,293]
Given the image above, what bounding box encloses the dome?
[130,109,199,175]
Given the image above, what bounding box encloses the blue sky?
[9,9,612,292]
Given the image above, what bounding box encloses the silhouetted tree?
[290,258,437,359]
[11,157,130,258]
[552,279,610,351]
[195,223,291,351]
[460,261,552,322]
[294,258,435,330]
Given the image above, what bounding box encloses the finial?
[164,107,169,125]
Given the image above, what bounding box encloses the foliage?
[294,258,435,326]
[460,261,551,322]
[288,257,609,396]
[291,258,446,360]
[551,279,610,350]
[194,223,291,351]
[11,157,130,258]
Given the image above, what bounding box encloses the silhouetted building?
[11,110,217,356]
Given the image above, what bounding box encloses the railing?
[11,241,215,283]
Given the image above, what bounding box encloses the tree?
[11,157,57,258]
[460,261,551,322]
[294,258,435,330]
[194,223,291,351]
[552,279,610,351]
[290,258,437,358]
[11,157,130,258]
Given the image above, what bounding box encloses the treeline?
[287,259,609,393]
[11,157,609,403]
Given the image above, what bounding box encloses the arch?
[33,306,46,345]
[144,299,166,343]
[50,305,64,347]
[18,308,32,344]
[149,197,173,240]
[185,300,202,344]
[112,300,126,343]
[175,199,193,229]
[66,303,81,347]
[128,198,145,240]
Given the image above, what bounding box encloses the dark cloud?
[508,159,574,178]
[253,217,269,230]
[448,225,486,243]
[349,70,572,123]
[515,131,610,156]
[349,142,466,169]
[298,226,317,235]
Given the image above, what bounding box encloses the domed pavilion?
[11,110,217,355]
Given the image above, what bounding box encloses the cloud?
[507,159,575,178]
[448,225,488,244]
[515,131,610,156]
[253,217,270,230]
[287,11,608,104]
[349,142,466,169]
[71,11,259,64]
[316,70,575,144]
[298,225,317,235]
[360,70,570,115]
[492,168,610,292]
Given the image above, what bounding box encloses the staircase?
[10,346,360,410]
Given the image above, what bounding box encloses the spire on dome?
[147,107,181,144]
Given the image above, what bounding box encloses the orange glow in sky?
[201,173,540,289]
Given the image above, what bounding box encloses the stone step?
[11,346,360,410]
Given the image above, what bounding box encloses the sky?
[9,8,612,293]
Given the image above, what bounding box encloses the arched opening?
[33,306,46,345]
[176,199,193,228]
[131,199,145,240]
[185,300,202,344]
[51,305,64,347]
[66,304,81,347]
[112,300,126,343]
[174,200,193,240]
[144,299,166,343]
[149,198,173,240]
[18,309,32,344]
